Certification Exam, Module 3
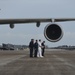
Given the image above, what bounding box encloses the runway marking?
[53,55,75,68]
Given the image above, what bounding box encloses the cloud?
[0,32,45,44]
[64,31,75,39]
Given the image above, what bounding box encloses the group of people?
[29,39,45,58]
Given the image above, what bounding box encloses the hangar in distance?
[0,18,75,42]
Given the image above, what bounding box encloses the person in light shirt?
[37,39,43,57]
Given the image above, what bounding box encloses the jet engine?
[44,23,63,42]
[10,24,14,29]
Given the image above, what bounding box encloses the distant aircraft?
[0,18,75,42]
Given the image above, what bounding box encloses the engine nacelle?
[44,23,63,42]
[10,24,14,29]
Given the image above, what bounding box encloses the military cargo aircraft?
[0,18,75,42]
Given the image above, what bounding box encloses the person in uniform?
[41,41,45,56]
[29,39,34,57]
[34,40,38,57]
[37,39,43,57]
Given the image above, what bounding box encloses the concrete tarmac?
[0,49,75,75]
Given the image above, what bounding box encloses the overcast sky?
[0,0,75,47]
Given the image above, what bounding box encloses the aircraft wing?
[0,18,75,24]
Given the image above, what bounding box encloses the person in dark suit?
[34,40,38,57]
[41,41,45,56]
[29,39,34,57]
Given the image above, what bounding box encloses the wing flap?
[55,18,75,22]
[0,18,75,24]
[0,19,52,24]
